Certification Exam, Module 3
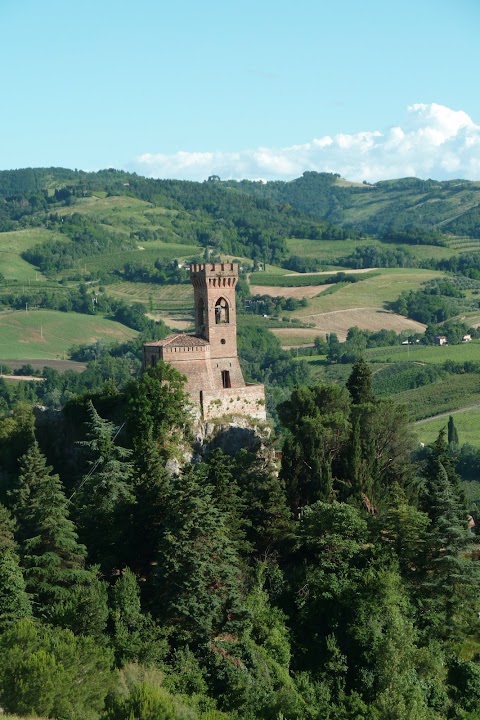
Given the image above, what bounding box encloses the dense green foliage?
[0,360,479,719]
[390,278,480,324]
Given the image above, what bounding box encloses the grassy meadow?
[290,268,444,314]
[365,340,480,364]
[0,310,137,360]
[415,407,480,448]
[0,228,67,281]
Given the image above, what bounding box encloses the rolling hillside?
[0,310,137,360]
[2,166,480,432]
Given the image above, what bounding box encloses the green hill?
[0,310,137,360]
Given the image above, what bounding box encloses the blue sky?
[1,0,479,181]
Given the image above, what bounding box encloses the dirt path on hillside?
[0,374,44,382]
[284,268,378,276]
[414,403,480,425]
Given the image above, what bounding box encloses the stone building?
[143,263,266,421]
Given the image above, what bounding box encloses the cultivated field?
[270,328,320,346]
[247,270,380,288]
[365,340,480,364]
[291,308,425,341]
[249,283,329,298]
[0,310,137,359]
[393,374,480,420]
[292,269,444,315]
[106,281,194,323]
[57,240,201,279]
[0,358,87,372]
[285,237,457,263]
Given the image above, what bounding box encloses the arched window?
[215,297,229,324]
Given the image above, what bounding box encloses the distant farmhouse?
[143,263,266,422]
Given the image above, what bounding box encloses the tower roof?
[144,333,209,348]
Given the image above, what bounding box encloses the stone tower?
[143,263,266,421]
[191,262,240,379]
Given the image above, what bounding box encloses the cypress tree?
[447,415,459,445]
[346,357,374,405]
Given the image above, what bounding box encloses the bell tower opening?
[215,297,229,324]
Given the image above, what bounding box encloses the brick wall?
[201,385,266,421]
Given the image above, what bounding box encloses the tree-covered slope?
[226,172,480,238]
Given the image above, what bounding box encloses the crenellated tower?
[190,262,238,360]
[143,262,265,421]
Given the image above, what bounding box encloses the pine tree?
[202,449,251,555]
[0,503,31,629]
[11,440,108,635]
[153,465,248,645]
[418,432,480,642]
[74,401,134,569]
[0,502,16,553]
[126,362,191,459]
[420,462,479,641]
[279,384,351,510]
[234,449,293,555]
[0,551,32,630]
[110,568,167,665]
[129,429,172,575]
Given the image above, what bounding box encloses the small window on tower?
[215,297,229,324]
[221,370,231,388]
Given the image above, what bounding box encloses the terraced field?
[107,281,194,318]
[0,309,137,359]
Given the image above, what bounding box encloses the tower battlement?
[190,263,238,288]
[190,262,238,276]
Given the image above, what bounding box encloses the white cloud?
[132,104,480,182]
